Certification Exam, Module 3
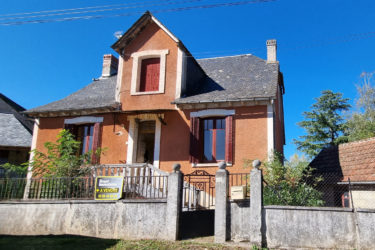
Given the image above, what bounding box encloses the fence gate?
[179,170,215,239]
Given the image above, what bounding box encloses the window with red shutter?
[139,58,160,92]
[189,116,233,164]
[64,123,101,162]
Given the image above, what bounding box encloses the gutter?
[172,96,275,105]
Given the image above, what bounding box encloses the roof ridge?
[340,137,375,147]
[197,54,253,60]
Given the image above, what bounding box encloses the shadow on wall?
[0,235,120,250]
[160,111,190,162]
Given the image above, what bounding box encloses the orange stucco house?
[25,12,285,175]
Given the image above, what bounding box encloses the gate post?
[166,163,183,241]
[215,162,229,243]
[250,160,263,247]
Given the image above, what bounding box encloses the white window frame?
[130,49,169,95]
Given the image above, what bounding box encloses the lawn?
[0,235,250,250]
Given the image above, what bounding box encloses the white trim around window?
[130,49,169,95]
[190,109,235,118]
[126,114,163,168]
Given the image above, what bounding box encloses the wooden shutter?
[140,58,160,92]
[189,117,202,163]
[91,122,101,164]
[225,116,233,164]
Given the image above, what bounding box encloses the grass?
[0,235,250,250]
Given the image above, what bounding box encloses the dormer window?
[130,49,169,95]
[140,58,160,92]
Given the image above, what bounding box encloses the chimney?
[266,39,277,63]
[102,54,118,77]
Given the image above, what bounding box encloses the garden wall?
[0,200,169,240]
[217,166,375,249]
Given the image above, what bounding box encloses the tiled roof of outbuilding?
[25,76,118,115]
[174,54,280,104]
[309,137,375,182]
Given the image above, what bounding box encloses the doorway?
[136,121,156,164]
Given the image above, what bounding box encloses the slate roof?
[0,93,33,148]
[25,76,118,115]
[0,113,32,147]
[174,54,280,104]
[309,137,375,182]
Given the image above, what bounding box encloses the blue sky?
[1,0,375,159]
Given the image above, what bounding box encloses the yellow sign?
[95,176,124,200]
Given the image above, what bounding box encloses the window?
[130,49,169,95]
[139,58,160,92]
[76,124,95,154]
[64,122,101,163]
[189,115,233,165]
[203,118,226,162]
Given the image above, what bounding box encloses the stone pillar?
[166,163,183,241]
[215,162,229,243]
[250,159,263,247]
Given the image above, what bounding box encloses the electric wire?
[0,0,177,17]
[0,0,203,21]
[0,0,277,26]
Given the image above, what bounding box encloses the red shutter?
[140,58,160,92]
[189,117,202,163]
[91,122,101,164]
[225,116,233,164]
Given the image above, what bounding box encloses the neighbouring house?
[25,12,285,176]
[0,93,34,177]
[309,137,375,209]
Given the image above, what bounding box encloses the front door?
[136,121,155,164]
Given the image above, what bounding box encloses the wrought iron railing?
[0,163,169,200]
[182,170,215,211]
[228,173,250,198]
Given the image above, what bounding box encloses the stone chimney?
[266,39,277,63]
[102,54,118,77]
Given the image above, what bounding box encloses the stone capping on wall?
[264,205,354,212]
[0,199,167,205]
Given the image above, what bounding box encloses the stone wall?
[0,200,169,240]
[217,163,375,249]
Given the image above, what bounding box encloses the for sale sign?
[95,176,124,200]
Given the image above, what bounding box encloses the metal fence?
[182,170,215,211]
[228,173,250,199]
[0,175,168,200]
[262,172,375,209]
[123,175,168,199]
[0,178,27,199]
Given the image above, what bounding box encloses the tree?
[294,90,351,158]
[30,129,103,177]
[347,72,375,141]
[261,153,324,207]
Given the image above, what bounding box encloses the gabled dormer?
[112,12,205,112]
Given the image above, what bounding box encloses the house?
[25,12,285,176]
[309,137,375,209]
[0,93,33,177]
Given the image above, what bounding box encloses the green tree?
[261,154,324,207]
[294,90,351,158]
[347,72,375,141]
[0,162,28,178]
[30,129,103,177]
